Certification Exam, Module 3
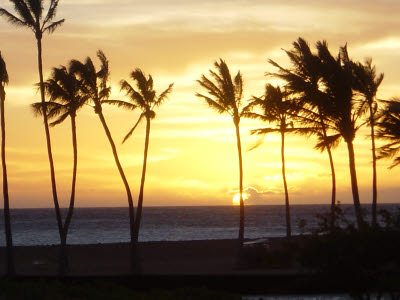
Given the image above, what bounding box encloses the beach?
[0,239,254,276]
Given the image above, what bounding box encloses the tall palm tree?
[376,98,400,168]
[268,37,339,224]
[196,59,246,245]
[316,41,365,228]
[104,69,173,242]
[0,0,65,273]
[32,66,87,272]
[245,84,307,237]
[351,59,384,226]
[69,51,138,273]
[0,51,15,276]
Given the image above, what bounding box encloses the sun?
[232,193,248,205]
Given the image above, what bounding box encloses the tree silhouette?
[196,59,246,245]
[351,59,384,226]
[32,65,88,273]
[0,51,15,276]
[245,84,307,237]
[0,0,65,274]
[377,98,400,169]
[104,68,173,242]
[316,41,365,228]
[69,51,139,273]
[269,37,339,225]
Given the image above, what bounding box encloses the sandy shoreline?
[0,239,258,276]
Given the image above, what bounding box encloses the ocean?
[0,204,398,246]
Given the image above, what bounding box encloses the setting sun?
[232,193,248,205]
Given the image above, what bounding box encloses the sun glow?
[232,193,248,205]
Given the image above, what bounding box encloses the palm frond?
[43,18,64,34]
[31,102,45,116]
[98,86,111,101]
[31,101,62,117]
[9,1,35,27]
[122,113,144,143]
[251,127,281,135]
[49,111,69,127]
[27,0,43,22]
[314,133,342,152]
[120,79,134,94]
[285,127,315,136]
[241,98,261,114]
[102,100,137,111]
[154,83,173,107]
[130,69,148,94]
[42,0,60,27]
[46,102,65,119]
[196,93,229,115]
[241,111,269,121]
[0,8,31,28]
[377,142,400,169]
[196,75,225,106]
[234,71,243,106]
[247,136,265,151]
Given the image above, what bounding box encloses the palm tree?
[104,69,173,242]
[376,98,400,168]
[316,41,365,228]
[268,37,339,225]
[0,51,15,276]
[0,0,65,273]
[196,59,246,245]
[351,59,384,226]
[32,65,87,272]
[69,51,138,273]
[245,84,306,237]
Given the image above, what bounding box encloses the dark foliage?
[0,279,240,300]
[296,207,400,292]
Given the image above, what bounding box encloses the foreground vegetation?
[241,205,400,294]
[0,280,240,300]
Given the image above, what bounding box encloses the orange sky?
[0,0,400,208]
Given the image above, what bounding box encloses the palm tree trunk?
[134,117,150,242]
[281,130,291,237]
[1,87,14,276]
[346,141,364,228]
[36,37,65,275]
[369,105,378,227]
[326,145,336,226]
[96,110,139,273]
[59,114,78,274]
[234,122,244,245]
[318,113,336,226]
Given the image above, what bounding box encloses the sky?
[0,0,400,208]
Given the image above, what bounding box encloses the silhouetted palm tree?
[245,84,307,237]
[32,66,87,272]
[351,59,384,226]
[69,51,138,273]
[0,51,14,276]
[377,98,400,168]
[269,38,339,224]
[316,41,365,228]
[0,0,65,273]
[104,69,173,242]
[196,59,246,245]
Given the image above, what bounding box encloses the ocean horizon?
[1,203,399,247]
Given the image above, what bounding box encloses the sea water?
[0,204,398,246]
